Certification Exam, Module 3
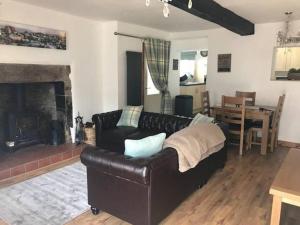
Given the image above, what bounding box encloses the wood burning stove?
[1,83,62,151]
[0,63,73,152]
[5,112,41,150]
[2,84,54,151]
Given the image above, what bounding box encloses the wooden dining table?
[211,105,276,155]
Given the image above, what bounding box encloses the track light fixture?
[145,0,193,18]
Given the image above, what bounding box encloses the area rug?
[0,162,89,225]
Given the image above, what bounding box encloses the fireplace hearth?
[0,63,73,152]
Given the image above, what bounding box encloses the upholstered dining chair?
[201,91,211,116]
[248,94,286,152]
[236,91,256,106]
[221,96,247,155]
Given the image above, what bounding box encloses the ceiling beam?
[169,0,255,36]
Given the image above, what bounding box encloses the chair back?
[201,91,211,116]
[222,96,246,155]
[222,96,246,129]
[236,91,256,106]
[271,94,285,134]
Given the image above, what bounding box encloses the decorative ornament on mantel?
[277,12,300,47]
[146,0,193,18]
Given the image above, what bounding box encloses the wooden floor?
[1,146,300,225]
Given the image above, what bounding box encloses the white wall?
[117,22,169,111]
[100,21,169,112]
[100,21,119,112]
[170,20,300,143]
[0,0,102,128]
[3,0,300,143]
[0,1,170,121]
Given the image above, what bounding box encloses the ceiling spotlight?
[188,0,193,9]
[163,2,170,18]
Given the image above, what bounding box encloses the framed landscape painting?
[0,21,66,50]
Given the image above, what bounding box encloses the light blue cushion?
[117,105,143,128]
[189,113,214,126]
[124,133,166,158]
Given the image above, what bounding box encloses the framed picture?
[0,21,66,50]
[173,59,179,70]
[218,54,231,72]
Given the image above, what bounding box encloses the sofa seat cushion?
[98,126,138,153]
[126,129,160,140]
[102,126,138,139]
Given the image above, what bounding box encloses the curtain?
[144,38,172,114]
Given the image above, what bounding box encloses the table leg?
[270,195,282,225]
[261,114,270,155]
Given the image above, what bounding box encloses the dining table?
[211,105,277,155]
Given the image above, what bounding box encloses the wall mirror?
[179,50,208,85]
[271,46,300,81]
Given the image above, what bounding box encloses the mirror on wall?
[271,46,300,81]
[180,50,208,85]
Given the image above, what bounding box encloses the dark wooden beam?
[169,0,255,36]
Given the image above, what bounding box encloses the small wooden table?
[270,149,300,225]
[211,105,275,155]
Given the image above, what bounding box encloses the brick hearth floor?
[0,144,84,181]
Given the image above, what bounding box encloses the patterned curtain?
[144,38,172,114]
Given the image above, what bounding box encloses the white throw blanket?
[163,123,226,172]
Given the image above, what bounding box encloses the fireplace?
[0,63,73,152]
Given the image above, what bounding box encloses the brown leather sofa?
[80,110,228,225]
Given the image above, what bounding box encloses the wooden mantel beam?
[169,0,255,36]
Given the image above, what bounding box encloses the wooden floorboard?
[65,147,295,225]
[1,146,299,225]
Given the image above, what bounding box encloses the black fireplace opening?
[0,82,69,151]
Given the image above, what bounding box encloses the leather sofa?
[80,110,227,225]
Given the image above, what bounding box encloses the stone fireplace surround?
[0,63,73,150]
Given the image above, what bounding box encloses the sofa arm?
[92,110,122,146]
[80,145,178,185]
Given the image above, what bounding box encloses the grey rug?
[0,162,89,225]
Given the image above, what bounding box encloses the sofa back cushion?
[117,106,143,128]
[189,113,215,126]
[138,112,191,136]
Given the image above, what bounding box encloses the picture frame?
[0,20,67,50]
[173,59,179,70]
[218,54,231,72]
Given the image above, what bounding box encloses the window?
[146,65,160,95]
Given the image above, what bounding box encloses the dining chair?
[201,91,211,116]
[221,96,247,155]
[248,94,286,152]
[236,91,256,106]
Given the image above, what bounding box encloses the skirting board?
[278,140,300,149]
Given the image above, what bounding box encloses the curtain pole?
[114,32,145,40]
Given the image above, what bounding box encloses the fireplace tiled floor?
[0,143,84,181]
